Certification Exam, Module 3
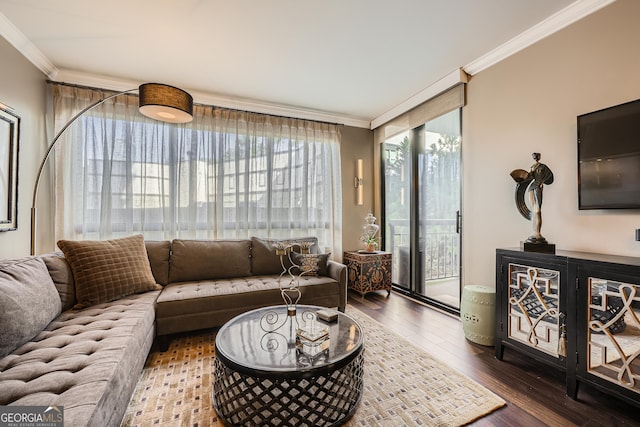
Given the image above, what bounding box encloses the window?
[50,83,342,253]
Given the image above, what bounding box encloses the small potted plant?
[362,235,378,252]
[361,212,380,252]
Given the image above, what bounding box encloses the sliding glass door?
[383,131,411,289]
[383,109,461,311]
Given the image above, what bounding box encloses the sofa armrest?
[327,260,347,312]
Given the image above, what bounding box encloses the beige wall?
[0,37,48,259]
[3,0,639,279]
[463,0,640,287]
[340,125,375,256]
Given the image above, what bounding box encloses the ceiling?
[0,0,613,127]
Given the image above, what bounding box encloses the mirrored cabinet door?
[496,250,569,376]
[508,263,562,357]
[586,277,640,392]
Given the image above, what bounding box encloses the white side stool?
[460,285,495,346]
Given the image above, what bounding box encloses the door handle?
[456,210,461,234]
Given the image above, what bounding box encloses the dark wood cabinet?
[495,249,571,373]
[574,257,640,407]
[496,248,640,406]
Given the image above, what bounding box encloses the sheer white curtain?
[50,83,342,256]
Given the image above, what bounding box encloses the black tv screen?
[578,98,640,209]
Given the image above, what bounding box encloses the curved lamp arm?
[30,88,138,255]
[30,83,193,255]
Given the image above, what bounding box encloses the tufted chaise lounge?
[0,236,346,427]
[0,290,158,426]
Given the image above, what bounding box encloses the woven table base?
[213,350,364,426]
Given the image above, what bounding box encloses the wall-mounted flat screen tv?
[578,98,640,209]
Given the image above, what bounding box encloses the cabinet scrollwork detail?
[588,279,640,390]
[508,265,560,357]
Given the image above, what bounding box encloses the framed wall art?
[0,106,20,231]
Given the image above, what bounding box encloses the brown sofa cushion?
[0,257,62,358]
[145,240,171,286]
[155,275,341,335]
[251,236,319,275]
[57,234,161,308]
[169,239,251,282]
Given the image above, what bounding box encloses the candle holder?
[264,241,329,345]
[272,240,313,316]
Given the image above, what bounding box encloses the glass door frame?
[381,109,462,315]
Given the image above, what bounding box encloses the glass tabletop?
[215,305,364,378]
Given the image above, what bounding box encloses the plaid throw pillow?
[57,234,161,309]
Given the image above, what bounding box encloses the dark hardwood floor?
[348,289,640,427]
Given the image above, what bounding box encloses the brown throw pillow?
[57,234,161,309]
[290,252,331,276]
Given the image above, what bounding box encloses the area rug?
[121,307,505,426]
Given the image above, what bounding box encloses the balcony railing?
[388,219,459,288]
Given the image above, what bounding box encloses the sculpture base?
[521,241,556,254]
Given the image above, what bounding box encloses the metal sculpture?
[510,152,555,252]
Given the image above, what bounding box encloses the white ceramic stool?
[460,285,495,346]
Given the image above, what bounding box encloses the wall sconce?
[355,159,364,205]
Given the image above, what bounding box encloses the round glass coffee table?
[212,305,364,427]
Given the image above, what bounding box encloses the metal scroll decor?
[270,240,330,349]
[588,279,640,390]
[259,309,318,341]
[508,265,563,357]
[272,241,313,315]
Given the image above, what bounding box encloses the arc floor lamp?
[30,83,193,255]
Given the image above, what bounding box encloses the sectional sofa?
[0,235,346,427]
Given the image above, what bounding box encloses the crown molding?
[194,92,372,129]
[0,11,58,78]
[371,0,615,129]
[2,0,615,130]
[52,69,371,129]
[0,8,370,129]
[464,0,616,75]
[370,69,468,130]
